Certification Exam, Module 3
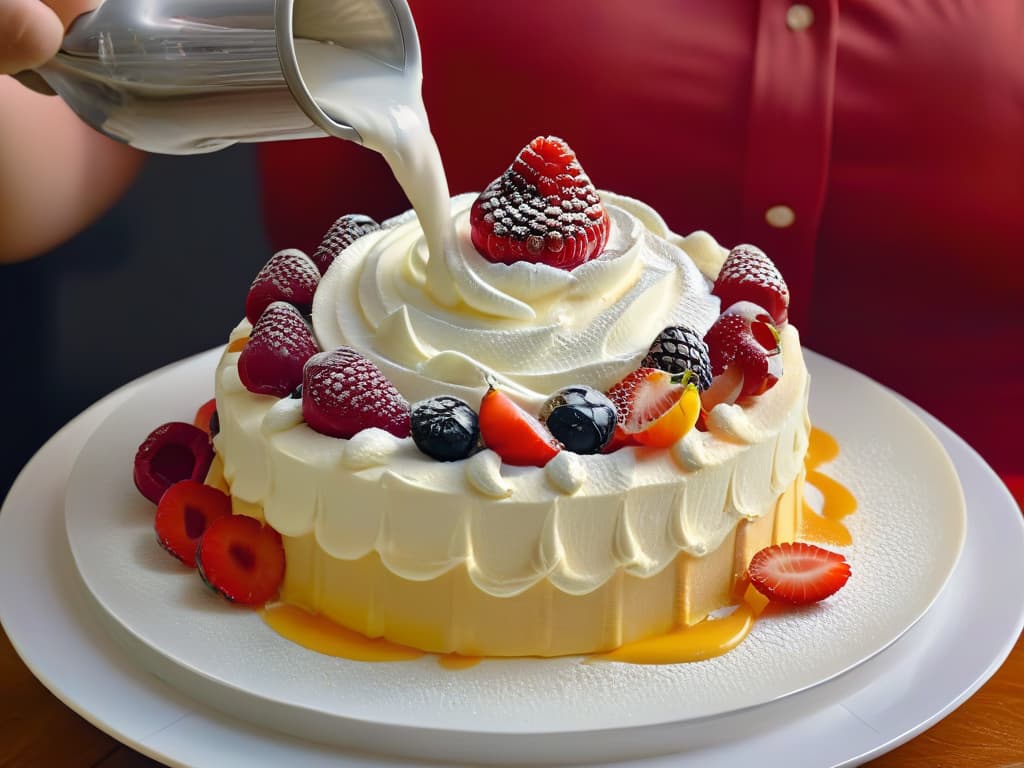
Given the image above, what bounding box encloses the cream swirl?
[313,192,719,409]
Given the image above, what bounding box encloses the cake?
[198,137,813,658]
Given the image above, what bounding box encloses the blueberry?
[411,396,480,462]
[540,386,617,455]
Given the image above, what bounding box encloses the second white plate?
[63,349,965,764]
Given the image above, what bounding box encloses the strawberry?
[703,302,783,400]
[302,347,410,439]
[154,480,232,567]
[748,542,851,605]
[478,386,560,467]
[193,398,217,436]
[244,249,321,325]
[605,368,701,448]
[237,301,319,398]
[133,422,215,505]
[196,515,285,606]
[713,245,790,326]
[312,213,381,275]
[470,136,610,270]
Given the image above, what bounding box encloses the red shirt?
[260,0,1024,483]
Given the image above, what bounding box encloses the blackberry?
[312,214,380,275]
[410,396,481,462]
[642,326,713,391]
[539,386,617,455]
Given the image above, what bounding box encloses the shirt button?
[786,4,815,31]
[765,205,796,228]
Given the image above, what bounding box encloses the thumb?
[0,0,65,74]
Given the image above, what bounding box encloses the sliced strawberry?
[470,136,610,270]
[605,368,701,448]
[193,398,217,436]
[748,542,851,605]
[713,245,790,326]
[244,249,320,325]
[237,301,319,398]
[704,302,783,399]
[154,480,232,567]
[133,422,215,505]
[196,515,285,606]
[312,214,381,275]
[479,386,560,467]
[302,347,410,439]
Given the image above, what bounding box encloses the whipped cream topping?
[214,204,811,599]
[313,192,719,410]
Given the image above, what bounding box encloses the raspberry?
[133,422,215,505]
[312,214,381,275]
[237,301,319,398]
[245,249,320,325]
[641,326,713,391]
[469,136,610,270]
[713,245,790,326]
[302,347,411,439]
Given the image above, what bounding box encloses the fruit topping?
[704,302,783,399]
[478,386,560,467]
[154,480,232,567]
[244,249,320,325]
[193,398,217,436]
[312,213,381,275]
[713,245,790,326]
[196,515,285,606]
[539,386,617,455]
[641,326,713,391]
[606,368,701,448]
[237,301,319,398]
[470,136,610,269]
[411,396,481,462]
[134,422,215,505]
[747,542,851,605]
[227,336,248,353]
[302,347,411,439]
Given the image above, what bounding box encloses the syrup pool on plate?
[261,428,855,667]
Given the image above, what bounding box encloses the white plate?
[58,349,964,764]
[2,349,1021,767]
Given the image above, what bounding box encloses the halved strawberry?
[154,480,232,567]
[193,398,217,436]
[748,542,851,605]
[605,368,701,448]
[196,515,285,606]
[478,386,560,467]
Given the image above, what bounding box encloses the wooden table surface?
[2,623,1021,767]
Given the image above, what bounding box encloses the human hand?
[1,0,99,75]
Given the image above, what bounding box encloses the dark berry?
[290,384,303,399]
[642,326,713,391]
[312,214,381,275]
[539,386,617,454]
[410,396,480,462]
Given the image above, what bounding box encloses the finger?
[42,0,99,29]
[0,0,65,74]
